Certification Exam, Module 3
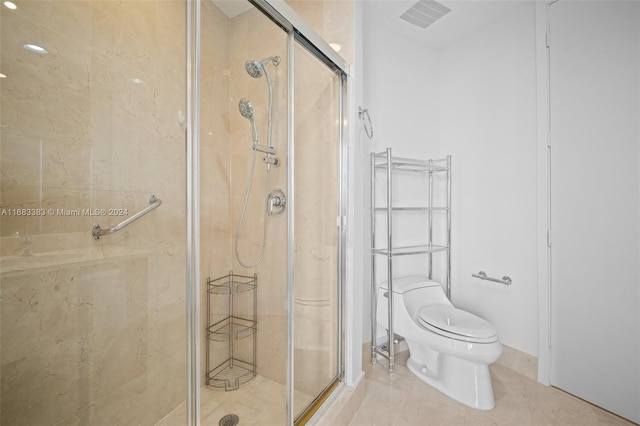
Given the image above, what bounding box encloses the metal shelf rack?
[370,148,451,375]
[206,272,257,391]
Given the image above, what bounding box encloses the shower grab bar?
[472,271,512,286]
[92,195,162,240]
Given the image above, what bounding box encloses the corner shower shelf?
[206,359,256,391]
[206,272,257,391]
[207,316,256,342]
[207,277,257,294]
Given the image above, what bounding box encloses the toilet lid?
[417,304,498,343]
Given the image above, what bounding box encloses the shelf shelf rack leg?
[370,152,377,366]
[385,147,395,375]
[428,159,433,280]
[446,156,452,300]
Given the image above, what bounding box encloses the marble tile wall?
[287,0,355,65]
[0,1,187,424]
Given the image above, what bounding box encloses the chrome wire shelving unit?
[206,272,257,391]
[370,148,451,375]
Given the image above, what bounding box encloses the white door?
[549,1,640,423]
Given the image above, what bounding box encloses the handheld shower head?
[239,98,258,143]
[238,98,254,120]
[244,56,281,79]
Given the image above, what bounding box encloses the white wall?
[362,3,442,341]
[362,1,539,357]
[363,1,441,158]
[439,3,538,356]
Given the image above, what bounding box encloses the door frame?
[534,0,554,386]
[536,2,640,407]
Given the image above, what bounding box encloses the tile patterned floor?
[349,350,637,426]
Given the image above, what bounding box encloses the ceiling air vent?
[399,0,451,29]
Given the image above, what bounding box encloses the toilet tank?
[379,275,440,294]
[378,276,450,319]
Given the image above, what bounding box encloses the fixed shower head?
[244,56,281,79]
[238,98,254,120]
[238,98,258,143]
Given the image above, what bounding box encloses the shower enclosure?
[0,0,348,425]
[193,2,347,423]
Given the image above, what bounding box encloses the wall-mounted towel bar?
[472,271,512,286]
[92,195,162,240]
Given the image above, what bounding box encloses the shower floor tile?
[157,375,313,426]
[350,350,636,426]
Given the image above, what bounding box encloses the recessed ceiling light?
[131,78,144,84]
[329,43,342,52]
[23,44,48,54]
[0,73,6,78]
[3,1,17,10]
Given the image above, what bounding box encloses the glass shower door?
[292,41,344,422]
[0,2,188,424]
[192,1,291,425]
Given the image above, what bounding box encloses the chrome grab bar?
[92,195,162,240]
[472,271,512,286]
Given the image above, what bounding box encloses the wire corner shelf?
[205,271,257,391]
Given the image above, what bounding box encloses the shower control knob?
[268,189,286,216]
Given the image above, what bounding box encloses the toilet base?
[406,354,496,410]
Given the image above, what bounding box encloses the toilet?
[376,275,502,410]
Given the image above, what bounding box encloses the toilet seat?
[417,304,498,343]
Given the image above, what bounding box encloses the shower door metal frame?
[186,0,201,424]
[250,1,349,424]
[187,1,350,425]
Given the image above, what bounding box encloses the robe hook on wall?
[358,106,373,139]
